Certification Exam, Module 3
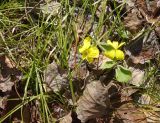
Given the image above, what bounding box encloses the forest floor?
[0,0,160,123]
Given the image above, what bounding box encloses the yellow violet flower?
[79,37,99,63]
[104,40,125,60]
[79,37,91,53]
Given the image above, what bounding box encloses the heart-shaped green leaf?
[115,65,132,83]
[100,60,116,69]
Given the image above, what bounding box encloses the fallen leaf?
[155,27,160,38]
[135,0,150,17]
[135,0,160,25]
[0,78,14,92]
[0,96,7,111]
[0,56,22,92]
[123,10,144,33]
[121,87,139,102]
[44,61,68,92]
[143,110,160,123]
[129,67,145,87]
[138,94,153,105]
[115,103,147,123]
[124,0,160,35]
[76,80,113,123]
[138,94,160,122]
[125,30,159,64]
[59,112,72,123]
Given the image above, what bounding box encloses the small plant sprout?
[104,40,125,60]
[79,37,99,63]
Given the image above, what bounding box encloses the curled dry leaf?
[0,56,22,92]
[124,0,160,35]
[135,0,160,24]
[0,77,14,92]
[138,94,152,105]
[129,67,145,87]
[59,112,72,123]
[44,61,68,92]
[125,30,159,65]
[123,0,144,33]
[0,56,22,117]
[123,10,144,33]
[121,87,139,102]
[0,96,7,112]
[76,80,113,123]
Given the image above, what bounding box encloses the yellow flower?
[79,37,99,63]
[79,37,91,53]
[104,40,125,60]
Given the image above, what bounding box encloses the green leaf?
[99,43,114,52]
[100,61,116,69]
[115,65,132,83]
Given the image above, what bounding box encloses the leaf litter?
[0,55,22,118]
[1,0,160,122]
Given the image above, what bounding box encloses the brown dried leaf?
[0,96,7,111]
[0,56,22,92]
[123,10,144,33]
[124,0,160,35]
[76,80,113,123]
[135,0,160,24]
[135,0,151,17]
[121,87,138,102]
[143,110,160,122]
[155,27,160,38]
[115,103,147,123]
[123,0,145,33]
[138,94,160,122]
[129,67,145,86]
[125,30,159,64]
[138,94,153,105]
[44,61,68,92]
[59,112,72,123]
[0,78,15,92]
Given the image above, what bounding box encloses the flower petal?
[104,50,115,60]
[87,46,99,58]
[107,40,113,46]
[115,50,125,60]
[86,57,93,63]
[112,41,119,49]
[79,37,91,53]
[107,40,118,49]
[81,51,88,60]
[118,42,125,48]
